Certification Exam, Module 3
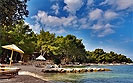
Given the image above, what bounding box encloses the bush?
[53,58,61,65]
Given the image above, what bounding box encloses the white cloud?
[104,10,118,20]
[51,3,59,15]
[31,10,80,34]
[100,0,115,5]
[116,0,133,10]
[56,29,66,34]
[89,8,103,20]
[79,18,87,24]
[63,0,83,14]
[25,21,41,33]
[87,8,119,37]
[97,24,114,37]
[77,9,118,36]
[33,11,76,28]
[31,7,119,37]
[79,23,90,29]
[30,23,41,34]
[98,28,114,37]
[92,23,104,30]
[78,18,91,29]
[27,22,66,34]
[87,0,94,6]
[100,0,133,10]
[48,28,66,34]
[89,23,115,37]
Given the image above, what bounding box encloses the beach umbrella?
[36,55,46,61]
[2,44,24,66]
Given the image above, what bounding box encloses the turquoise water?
[44,65,133,83]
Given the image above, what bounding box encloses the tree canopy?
[35,31,87,63]
[86,49,132,63]
[1,20,36,54]
[53,35,87,63]
[0,0,29,25]
[0,22,132,63]
[0,0,29,55]
[0,0,132,64]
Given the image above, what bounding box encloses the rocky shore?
[42,68,111,73]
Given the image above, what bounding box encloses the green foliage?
[53,35,87,63]
[0,26,2,54]
[86,49,132,63]
[0,0,29,25]
[0,0,132,64]
[1,20,37,54]
[35,32,87,63]
[0,0,29,56]
[36,30,56,59]
[1,22,132,63]
[0,41,1,55]
[53,58,61,65]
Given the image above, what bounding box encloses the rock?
[90,69,93,72]
[104,68,111,71]
[100,68,105,71]
[41,68,111,73]
[80,69,87,73]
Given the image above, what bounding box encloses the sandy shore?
[0,75,49,83]
[0,65,52,83]
[18,65,44,74]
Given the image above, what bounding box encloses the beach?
[0,75,48,83]
[0,63,133,83]
[0,65,51,83]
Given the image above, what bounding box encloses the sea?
[43,65,133,83]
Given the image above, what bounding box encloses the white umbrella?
[36,55,46,61]
[2,44,24,66]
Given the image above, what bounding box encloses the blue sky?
[25,0,133,59]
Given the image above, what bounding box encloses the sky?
[25,0,133,59]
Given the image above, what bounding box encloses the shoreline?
[17,65,53,82]
[2,63,131,83]
[62,63,133,67]
[89,63,133,66]
[0,75,49,83]
[0,65,52,83]
[18,71,50,81]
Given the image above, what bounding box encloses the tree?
[0,0,29,55]
[0,20,37,62]
[1,20,37,54]
[36,30,56,59]
[86,49,133,63]
[0,0,29,25]
[53,35,87,63]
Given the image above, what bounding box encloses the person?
[6,56,10,64]
[58,64,62,68]
[54,64,59,68]
[45,64,52,69]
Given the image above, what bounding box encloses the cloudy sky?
[25,0,133,59]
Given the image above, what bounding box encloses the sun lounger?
[0,67,21,79]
